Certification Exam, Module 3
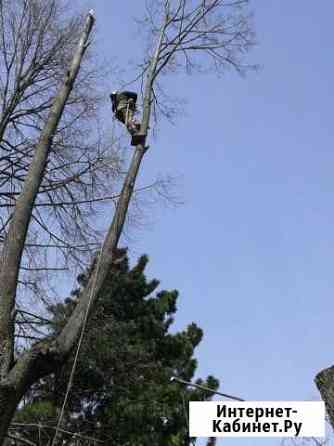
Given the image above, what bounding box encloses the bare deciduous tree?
[0,0,256,443]
[0,6,98,441]
[130,0,256,122]
[0,0,121,299]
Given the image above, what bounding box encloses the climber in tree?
[110,91,141,137]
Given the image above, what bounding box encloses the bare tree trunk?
[0,12,95,445]
[0,0,253,440]
[55,15,166,355]
[315,366,334,429]
[0,11,164,443]
[0,339,62,444]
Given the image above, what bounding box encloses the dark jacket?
[110,91,138,112]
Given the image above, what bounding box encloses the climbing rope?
[51,251,104,446]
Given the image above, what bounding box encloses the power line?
[170,376,244,402]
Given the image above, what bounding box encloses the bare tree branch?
[0,1,256,443]
[0,10,96,442]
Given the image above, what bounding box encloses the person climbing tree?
[0,0,256,442]
[110,90,143,145]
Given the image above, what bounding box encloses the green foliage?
[15,401,57,423]
[17,253,219,446]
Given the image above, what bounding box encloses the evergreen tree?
[15,252,219,446]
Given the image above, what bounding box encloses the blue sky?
[86,1,334,444]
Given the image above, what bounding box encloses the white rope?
[51,251,104,446]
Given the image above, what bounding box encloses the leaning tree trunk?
[0,9,166,444]
[0,11,95,445]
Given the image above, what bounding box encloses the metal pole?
[170,376,244,402]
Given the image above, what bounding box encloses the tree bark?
[51,14,166,364]
[0,340,63,443]
[0,11,95,445]
[0,11,165,445]
[315,366,334,429]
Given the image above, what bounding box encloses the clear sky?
[85,1,334,444]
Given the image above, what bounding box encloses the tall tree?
[0,0,121,294]
[13,253,219,446]
[0,6,97,442]
[0,0,255,443]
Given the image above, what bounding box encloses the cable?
[170,376,244,401]
[50,251,104,446]
[174,376,243,446]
